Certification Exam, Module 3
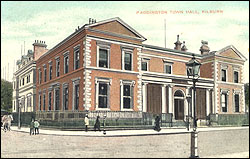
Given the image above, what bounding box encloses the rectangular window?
[56,59,60,77]
[49,64,52,80]
[74,47,80,70]
[165,64,172,74]
[221,93,227,112]
[99,49,108,68]
[234,94,239,112]
[123,85,133,109]
[141,61,148,71]
[44,68,47,82]
[74,84,79,110]
[98,83,108,108]
[48,92,52,111]
[234,71,239,83]
[64,56,69,74]
[27,76,29,83]
[39,94,42,111]
[55,89,60,110]
[23,78,25,85]
[124,52,132,71]
[221,69,226,82]
[63,86,69,110]
[43,94,46,111]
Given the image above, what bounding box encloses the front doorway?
[174,90,185,120]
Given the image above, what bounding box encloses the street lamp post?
[186,93,192,131]
[186,54,201,158]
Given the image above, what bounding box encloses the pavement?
[8,126,249,137]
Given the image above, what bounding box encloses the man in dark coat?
[94,116,101,132]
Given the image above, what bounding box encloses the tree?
[245,83,249,112]
[1,79,13,112]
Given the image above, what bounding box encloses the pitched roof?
[215,45,247,61]
[86,17,147,41]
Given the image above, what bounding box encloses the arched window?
[174,90,184,97]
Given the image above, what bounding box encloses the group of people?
[30,119,40,135]
[1,114,13,132]
[84,115,102,132]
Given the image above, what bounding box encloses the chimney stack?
[33,40,48,61]
[174,35,182,51]
[200,40,210,55]
[181,41,188,52]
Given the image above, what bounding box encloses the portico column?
[206,89,211,116]
[168,84,173,115]
[142,82,148,112]
[162,84,167,113]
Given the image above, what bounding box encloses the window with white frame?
[64,53,69,74]
[49,62,52,80]
[234,93,240,112]
[95,78,111,109]
[72,78,80,111]
[141,58,150,71]
[63,84,69,110]
[97,42,110,68]
[43,93,46,111]
[39,69,42,84]
[120,80,135,110]
[124,51,132,71]
[164,61,173,74]
[44,67,47,82]
[48,91,52,111]
[39,93,42,111]
[221,65,228,82]
[56,58,60,77]
[221,91,228,112]
[74,46,80,70]
[234,71,239,83]
[54,88,60,110]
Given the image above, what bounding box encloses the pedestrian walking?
[34,120,40,135]
[30,119,34,135]
[154,115,161,132]
[84,114,89,132]
[94,115,101,132]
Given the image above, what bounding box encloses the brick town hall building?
[13,17,247,127]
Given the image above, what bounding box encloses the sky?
[1,1,249,83]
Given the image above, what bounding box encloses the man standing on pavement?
[34,120,40,135]
[84,114,89,132]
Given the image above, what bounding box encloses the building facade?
[12,41,48,113]
[34,17,247,123]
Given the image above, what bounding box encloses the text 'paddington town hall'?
[13,17,247,126]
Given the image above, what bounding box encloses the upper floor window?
[99,49,109,68]
[39,69,42,84]
[56,58,60,77]
[141,58,150,71]
[221,69,227,82]
[234,71,239,83]
[97,42,110,68]
[49,62,52,80]
[74,46,80,70]
[164,61,173,74]
[64,52,69,74]
[44,67,47,82]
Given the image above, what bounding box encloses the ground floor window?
[43,93,46,111]
[234,94,240,112]
[48,92,52,111]
[63,86,69,110]
[221,93,228,112]
[95,78,111,109]
[120,80,135,110]
[74,84,79,110]
[55,89,60,110]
